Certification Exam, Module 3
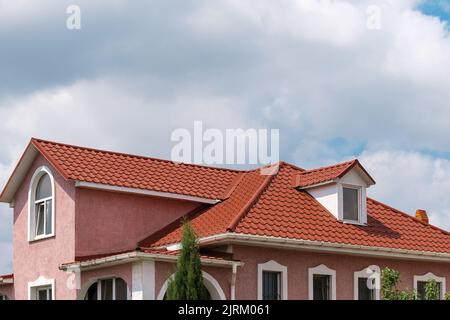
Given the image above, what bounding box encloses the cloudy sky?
[1,0,450,274]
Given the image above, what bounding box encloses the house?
[0,138,449,300]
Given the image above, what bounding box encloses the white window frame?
[85,277,130,300]
[354,265,380,300]
[257,260,288,300]
[28,276,55,300]
[308,264,336,300]
[28,166,55,242]
[413,272,446,300]
[341,184,362,224]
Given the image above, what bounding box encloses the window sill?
[29,234,55,242]
[341,220,366,226]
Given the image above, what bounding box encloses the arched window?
[29,166,55,241]
[35,174,52,236]
[84,278,128,300]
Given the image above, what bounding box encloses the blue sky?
[1,0,450,274]
[418,0,450,24]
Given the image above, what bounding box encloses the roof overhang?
[158,233,450,263]
[0,138,222,205]
[296,160,376,190]
[59,251,243,272]
[75,181,221,205]
[0,275,14,285]
[0,142,39,203]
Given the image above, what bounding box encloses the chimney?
[415,209,429,224]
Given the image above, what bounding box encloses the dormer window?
[343,186,361,222]
[295,160,375,225]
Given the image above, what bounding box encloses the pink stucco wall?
[232,245,450,300]
[74,188,199,257]
[13,154,77,300]
[79,263,132,300]
[155,261,232,300]
[0,284,14,300]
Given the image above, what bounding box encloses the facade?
[0,138,449,300]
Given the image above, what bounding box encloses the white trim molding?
[75,181,220,204]
[60,251,242,272]
[308,264,336,300]
[257,260,288,300]
[413,272,446,300]
[28,166,56,242]
[157,271,226,300]
[176,233,450,263]
[353,265,380,300]
[28,276,55,300]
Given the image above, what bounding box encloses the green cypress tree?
[166,219,209,300]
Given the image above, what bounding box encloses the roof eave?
[155,233,450,263]
[0,141,40,203]
[59,251,243,272]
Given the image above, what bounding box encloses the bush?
[166,219,209,300]
[381,267,416,300]
[424,279,440,300]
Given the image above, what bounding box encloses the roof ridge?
[221,172,246,199]
[31,137,243,174]
[278,161,305,172]
[227,168,279,232]
[368,197,450,237]
[301,159,357,174]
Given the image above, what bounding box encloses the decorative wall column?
[131,260,155,300]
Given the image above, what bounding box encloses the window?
[416,281,443,300]
[28,276,55,300]
[262,271,281,300]
[29,167,55,241]
[313,275,331,300]
[257,260,288,300]
[36,286,52,300]
[0,295,7,300]
[354,266,380,300]
[357,278,375,300]
[343,187,360,221]
[84,278,128,300]
[414,272,445,300]
[35,174,52,237]
[308,264,336,300]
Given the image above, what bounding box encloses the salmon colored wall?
[13,154,77,300]
[79,263,132,300]
[155,261,231,300]
[0,284,14,300]
[233,245,450,300]
[74,189,199,257]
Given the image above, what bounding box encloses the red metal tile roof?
[31,138,241,200]
[4,138,449,256]
[147,163,450,254]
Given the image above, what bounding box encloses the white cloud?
[360,149,450,230]
[1,0,450,271]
